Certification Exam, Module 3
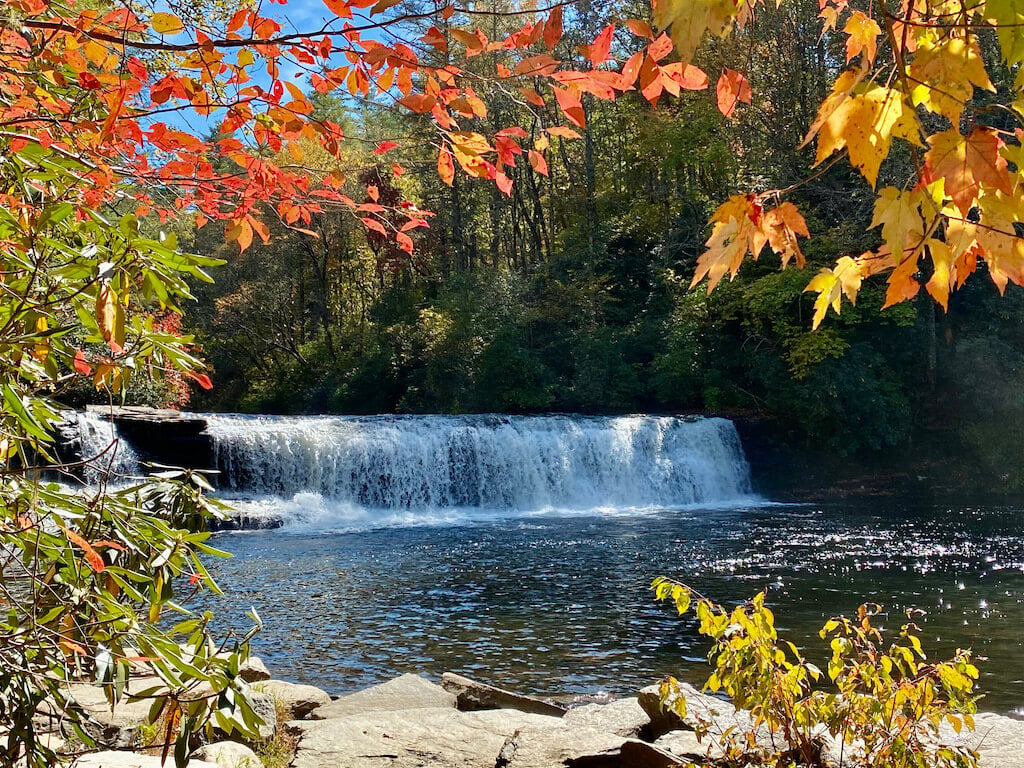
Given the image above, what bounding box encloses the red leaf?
[496,171,513,195]
[361,217,388,235]
[73,349,92,374]
[374,141,398,154]
[398,94,436,113]
[625,19,654,39]
[63,527,105,573]
[438,147,455,186]
[78,72,101,90]
[528,149,549,176]
[547,126,582,139]
[587,23,615,66]
[396,231,414,253]
[543,6,563,50]
[553,87,585,128]
[186,371,214,390]
[323,0,353,18]
[647,33,673,62]
[716,69,751,118]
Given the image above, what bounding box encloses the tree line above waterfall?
[146,0,1024,491]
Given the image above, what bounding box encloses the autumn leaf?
[654,0,739,65]
[73,349,91,374]
[151,12,184,34]
[804,256,864,329]
[625,19,654,39]
[762,202,810,268]
[910,35,994,123]
[96,284,123,354]
[844,10,881,64]
[553,87,586,127]
[185,371,214,390]
[543,6,563,49]
[716,69,750,118]
[528,149,549,176]
[323,0,354,18]
[812,82,921,188]
[438,147,455,186]
[691,195,765,291]
[925,128,1012,215]
[870,187,926,261]
[374,141,398,154]
[226,218,254,252]
[62,527,105,573]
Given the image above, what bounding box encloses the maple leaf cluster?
[673,0,1024,325]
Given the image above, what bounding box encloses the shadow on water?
[204,499,1024,713]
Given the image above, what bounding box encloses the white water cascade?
[70,410,141,482]
[206,414,754,521]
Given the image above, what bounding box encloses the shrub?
[652,578,981,767]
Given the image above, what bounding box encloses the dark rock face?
[54,407,215,478]
[85,406,215,471]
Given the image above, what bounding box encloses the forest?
[97,0,1019,493]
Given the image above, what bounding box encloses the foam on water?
[205,414,756,529]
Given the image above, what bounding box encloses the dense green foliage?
[0,137,262,768]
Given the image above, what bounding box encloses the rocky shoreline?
[57,656,1024,767]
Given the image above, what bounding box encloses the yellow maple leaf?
[654,0,742,65]
[909,34,994,124]
[844,11,882,65]
[870,187,927,261]
[803,256,864,329]
[925,239,954,309]
[986,0,1024,66]
[811,82,920,188]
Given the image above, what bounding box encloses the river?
[74,411,1024,713]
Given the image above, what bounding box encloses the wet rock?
[308,673,454,719]
[441,672,567,717]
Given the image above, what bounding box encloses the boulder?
[66,682,161,748]
[72,753,217,768]
[308,673,454,720]
[563,697,650,738]
[637,682,737,739]
[252,680,329,720]
[244,691,278,741]
[441,672,567,717]
[289,705,620,768]
[238,656,271,684]
[192,740,262,767]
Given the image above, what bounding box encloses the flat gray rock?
[309,673,455,720]
[192,740,262,767]
[253,679,330,720]
[441,672,566,717]
[563,698,650,737]
[291,706,562,768]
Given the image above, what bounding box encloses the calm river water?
[205,499,1024,714]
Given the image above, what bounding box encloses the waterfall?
[206,414,754,517]
[67,410,141,483]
